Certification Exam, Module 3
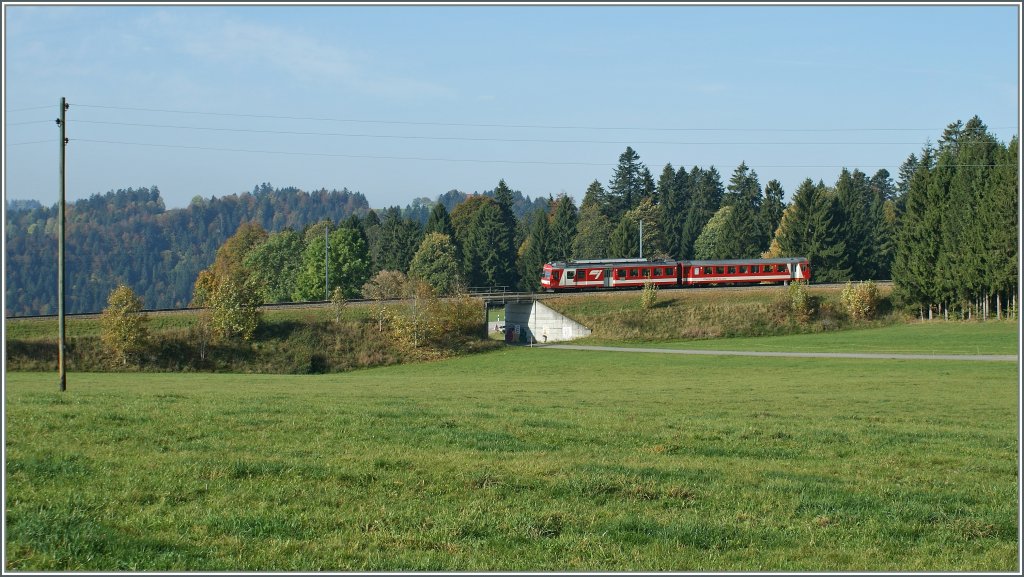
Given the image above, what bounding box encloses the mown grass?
[4,338,1018,571]
[581,319,1019,356]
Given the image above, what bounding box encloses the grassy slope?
[580,320,1019,355]
[5,335,1019,571]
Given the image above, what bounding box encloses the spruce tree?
[572,195,613,259]
[661,164,691,259]
[608,215,639,259]
[678,166,724,259]
[547,194,578,262]
[774,179,849,282]
[518,208,550,292]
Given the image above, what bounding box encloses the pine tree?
[607,146,647,221]
[518,208,550,292]
[760,179,785,251]
[833,168,874,280]
[572,192,613,259]
[692,206,733,260]
[547,194,578,262]
[892,145,938,315]
[660,164,690,259]
[773,179,849,282]
[608,215,639,259]
[678,166,724,259]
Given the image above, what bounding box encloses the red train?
[540,257,810,291]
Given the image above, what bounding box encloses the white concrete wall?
[504,300,591,344]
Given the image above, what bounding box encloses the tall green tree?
[547,194,578,262]
[463,197,516,288]
[572,184,613,259]
[692,206,733,260]
[772,179,849,282]
[375,207,423,274]
[833,168,875,280]
[293,222,371,300]
[892,145,939,315]
[607,146,648,221]
[608,214,639,259]
[760,179,786,251]
[660,164,691,259]
[716,162,764,258]
[518,208,550,292]
[408,232,464,296]
[624,197,666,258]
[242,228,304,303]
[679,166,724,259]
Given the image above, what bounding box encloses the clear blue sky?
[4,2,1020,210]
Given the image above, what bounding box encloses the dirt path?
[544,344,1018,362]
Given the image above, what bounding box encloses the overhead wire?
[71,103,1017,134]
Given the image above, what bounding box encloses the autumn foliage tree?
[100,284,149,366]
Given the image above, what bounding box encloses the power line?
[72,103,1017,134]
[4,104,54,113]
[72,138,613,166]
[7,139,52,146]
[5,119,56,126]
[69,119,955,146]
[73,137,1013,169]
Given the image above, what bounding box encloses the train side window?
[705,267,713,275]
[716,266,725,275]
[576,269,585,279]
[566,270,575,280]
[631,269,639,277]
[553,271,560,281]
[616,269,626,279]
[727,266,736,274]
[751,265,759,273]
[643,268,651,278]
[739,265,748,274]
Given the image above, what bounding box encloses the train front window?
[542,270,551,279]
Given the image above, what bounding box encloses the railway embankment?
[541,283,906,343]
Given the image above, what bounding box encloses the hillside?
[4,185,368,316]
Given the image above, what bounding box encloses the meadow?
[4,322,1019,571]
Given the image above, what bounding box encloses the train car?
[682,257,810,286]
[541,256,810,291]
[541,258,679,291]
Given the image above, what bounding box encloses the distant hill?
[4,184,369,316]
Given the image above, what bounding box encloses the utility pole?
[56,98,68,392]
[324,224,329,301]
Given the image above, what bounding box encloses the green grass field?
[4,322,1019,571]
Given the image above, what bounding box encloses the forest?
[4,115,1018,320]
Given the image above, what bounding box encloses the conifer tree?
[547,194,578,262]
[518,208,550,291]
[678,166,724,259]
[773,179,849,282]
[608,215,639,259]
[660,164,690,259]
[572,187,613,259]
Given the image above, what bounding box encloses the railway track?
[4,282,889,321]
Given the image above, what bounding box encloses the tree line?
[6,115,1017,319]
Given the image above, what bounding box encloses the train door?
[603,268,612,288]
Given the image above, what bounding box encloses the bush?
[640,282,658,310]
[841,281,881,321]
[788,281,812,324]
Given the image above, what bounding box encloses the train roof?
[684,257,808,266]
[545,257,807,268]
[545,258,678,268]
